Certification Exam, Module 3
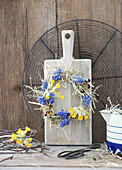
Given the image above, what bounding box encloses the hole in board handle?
[65,33,71,39]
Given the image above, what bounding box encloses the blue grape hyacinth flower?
[83,94,91,107]
[41,81,48,93]
[60,118,70,127]
[49,92,55,104]
[53,68,62,81]
[37,96,46,105]
[58,109,70,119]
[58,109,70,127]
[73,75,86,84]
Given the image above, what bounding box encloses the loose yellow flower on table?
[71,112,76,118]
[26,143,32,147]
[17,129,24,135]
[78,115,83,120]
[16,139,22,144]
[28,138,32,143]
[26,126,31,132]
[11,133,17,141]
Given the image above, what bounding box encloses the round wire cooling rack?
[21,19,122,143]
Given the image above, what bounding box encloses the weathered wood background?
[0,0,121,142]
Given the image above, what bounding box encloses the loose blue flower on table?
[41,81,48,93]
[53,68,62,81]
[73,75,86,84]
[83,94,91,107]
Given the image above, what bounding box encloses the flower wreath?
[26,67,98,128]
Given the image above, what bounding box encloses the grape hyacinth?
[49,92,55,104]
[41,81,48,93]
[58,109,70,127]
[83,94,91,107]
[53,68,62,81]
[37,92,55,105]
[37,96,46,105]
[60,118,70,127]
[73,75,86,84]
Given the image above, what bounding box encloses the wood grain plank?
[0,0,56,141]
[56,0,121,31]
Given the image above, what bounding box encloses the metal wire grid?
[21,19,122,142]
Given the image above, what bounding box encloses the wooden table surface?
[0,145,122,169]
[0,0,121,143]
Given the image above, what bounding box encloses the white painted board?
[44,30,92,145]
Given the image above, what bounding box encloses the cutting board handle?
[62,30,74,66]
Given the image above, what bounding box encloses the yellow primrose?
[81,109,83,112]
[71,112,76,118]
[78,115,83,120]
[16,139,22,144]
[84,116,89,120]
[60,95,64,100]
[49,111,52,115]
[11,133,17,141]
[46,95,49,100]
[26,143,32,147]
[69,107,74,112]
[53,90,56,93]
[57,92,61,95]
[26,126,31,132]
[51,80,55,84]
[88,113,90,116]
[17,129,24,135]
[56,84,60,88]
[28,138,32,142]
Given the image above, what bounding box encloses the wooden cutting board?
[44,30,92,145]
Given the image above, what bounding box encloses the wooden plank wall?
[0,0,121,142]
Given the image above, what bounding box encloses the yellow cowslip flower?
[16,139,22,144]
[57,92,61,95]
[17,129,24,135]
[53,90,56,93]
[28,138,32,142]
[49,111,52,115]
[26,126,31,132]
[56,84,60,88]
[81,109,83,112]
[71,112,76,118]
[60,95,64,100]
[11,137,15,141]
[69,107,74,112]
[78,115,83,120]
[11,133,17,141]
[26,143,32,147]
[88,113,90,116]
[51,80,55,84]
[84,116,89,120]
[46,96,49,99]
